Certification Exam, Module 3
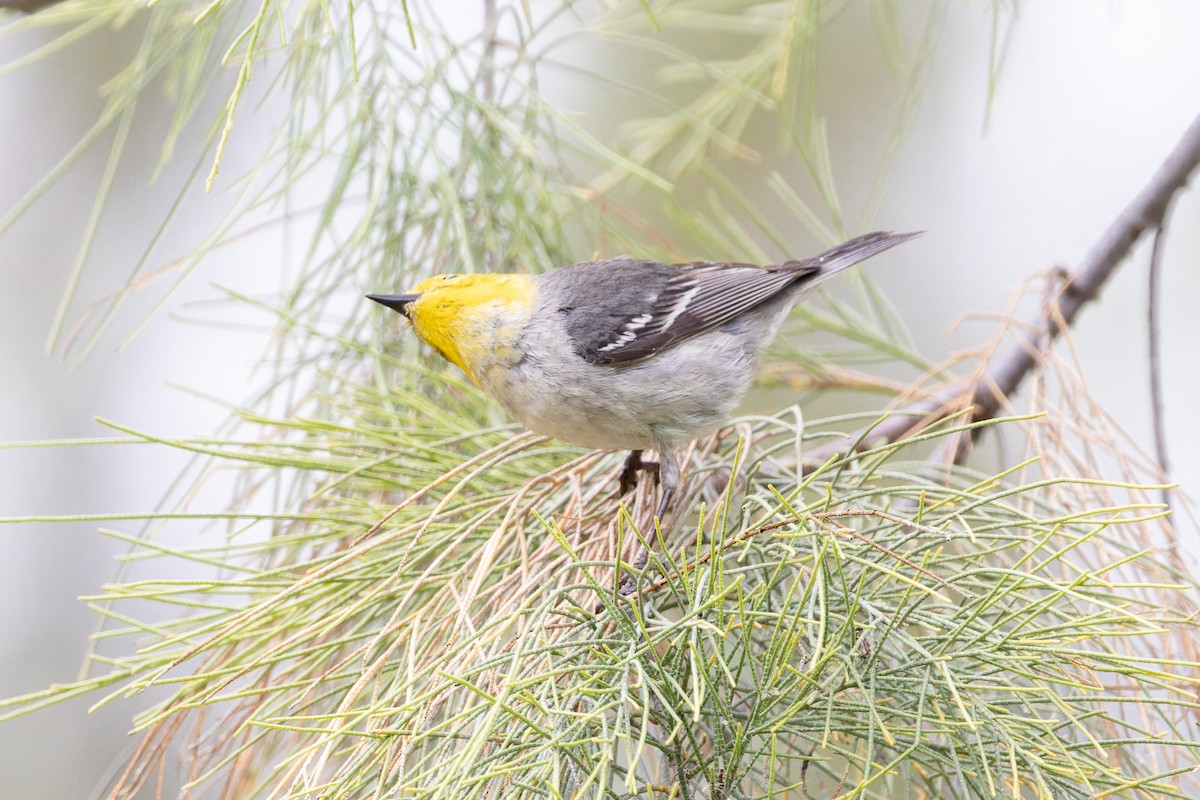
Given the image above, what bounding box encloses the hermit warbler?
[369,231,917,520]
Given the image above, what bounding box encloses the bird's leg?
[618,449,659,496]
[618,451,678,597]
[655,453,679,514]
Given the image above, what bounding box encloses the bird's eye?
[442,275,456,281]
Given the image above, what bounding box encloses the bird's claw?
[618,450,660,496]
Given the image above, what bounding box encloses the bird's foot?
[615,485,674,598]
[601,452,677,608]
[618,450,659,496]
[617,545,651,596]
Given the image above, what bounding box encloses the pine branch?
[804,108,1200,469]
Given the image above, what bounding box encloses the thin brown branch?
[803,109,1200,469]
[480,0,498,103]
[1147,226,1172,508]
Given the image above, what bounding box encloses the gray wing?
[549,258,811,365]
[550,231,918,365]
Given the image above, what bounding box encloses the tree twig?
[480,0,498,103]
[803,109,1200,470]
[1147,226,1172,509]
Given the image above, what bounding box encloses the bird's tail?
[782,230,921,284]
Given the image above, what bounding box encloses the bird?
[368,230,917,529]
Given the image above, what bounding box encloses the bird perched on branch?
[369,230,917,527]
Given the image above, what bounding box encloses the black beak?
[367,293,420,319]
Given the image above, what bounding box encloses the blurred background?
[2,1,1199,796]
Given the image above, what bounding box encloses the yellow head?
[368,273,536,382]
